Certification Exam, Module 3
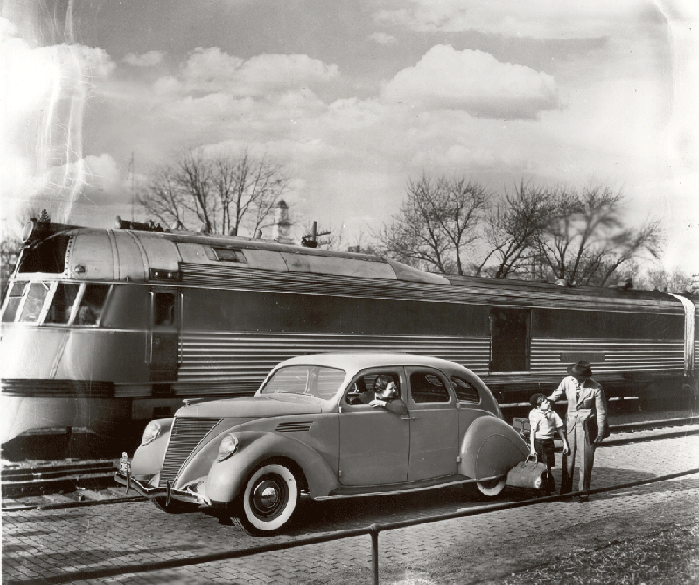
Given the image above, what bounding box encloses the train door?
[490,308,530,372]
[148,289,180,382]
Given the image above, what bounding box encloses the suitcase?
[505,454,549,490]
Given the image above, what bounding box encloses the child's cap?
[530,393,547,408]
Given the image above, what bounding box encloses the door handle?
[400,415,415,420]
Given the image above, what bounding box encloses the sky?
[1,0,698,275]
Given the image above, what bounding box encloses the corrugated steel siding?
[173,332,490,395]
[180,263,681,313]
[530,338,684,375]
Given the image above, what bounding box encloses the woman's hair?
[374,375,398,397]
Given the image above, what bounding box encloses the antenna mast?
[128,152,136,221]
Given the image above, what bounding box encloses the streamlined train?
[1,216,696,450]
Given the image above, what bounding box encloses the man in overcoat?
[548,361,609,501]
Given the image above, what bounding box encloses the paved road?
[3,426,699,584]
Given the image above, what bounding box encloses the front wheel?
[234,462,300,535]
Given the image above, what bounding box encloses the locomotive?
[1,215,696,454]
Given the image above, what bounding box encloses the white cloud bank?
[381,45,558,118]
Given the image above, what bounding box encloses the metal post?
[370,524,379,585]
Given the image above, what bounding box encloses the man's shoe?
[577,492,590,503]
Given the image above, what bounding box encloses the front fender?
[459,417,529,481]
[130,419,173,477]
[205,431,339,504]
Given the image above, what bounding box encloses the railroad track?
[3,414,699,510]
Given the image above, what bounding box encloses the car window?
[451,376,481,403]
[409,371,450,404]
[316,368,347,399]
[345,372,400,405]
[260,365,346,399]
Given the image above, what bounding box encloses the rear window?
[451,376,481,403]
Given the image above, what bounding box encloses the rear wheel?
[234,462,300,535]
[476,476,506,496]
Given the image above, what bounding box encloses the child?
[529,393,570,495]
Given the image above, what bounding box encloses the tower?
[272,200,292,244]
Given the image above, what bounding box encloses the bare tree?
[379,174,488,275]
[476,181,558,278]
[139,149,289,236]
[641,267,694,293]
[535,185,663,286]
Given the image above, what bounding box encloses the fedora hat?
[567,360,592,377]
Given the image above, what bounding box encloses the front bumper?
[114,470,202,505]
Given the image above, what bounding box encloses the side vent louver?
[275,421,313,433]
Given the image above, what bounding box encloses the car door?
[338,369,409,486]
[405,367,459,482]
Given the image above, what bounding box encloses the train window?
[451,376,480,403]
[18,282,49,322]
[153,292,176,327]
[76,284,110,326]
[409,371,450,404]
[213,248,247,263]
[17,235,69,273]
[45,283,80,325]
[1,281,27,323]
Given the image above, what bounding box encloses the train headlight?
[141,421,162,446]
[217,434,239,462]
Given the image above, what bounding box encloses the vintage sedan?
[115,354,531,534]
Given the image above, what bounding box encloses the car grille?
[159,417,222,487]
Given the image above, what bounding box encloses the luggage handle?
[527,453,539,463]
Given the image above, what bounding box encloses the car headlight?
[141,420,162,446]
[217,433,239,462]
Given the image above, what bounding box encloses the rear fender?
[205,431,339,504]
[130,419,173,476]
[459,417,529,481]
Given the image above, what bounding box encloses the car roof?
[273,352,472,375]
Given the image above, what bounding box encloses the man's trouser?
[561,414,596,494]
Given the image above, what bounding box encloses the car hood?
[175,395,324,419]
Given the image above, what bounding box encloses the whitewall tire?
[236,462,300,535]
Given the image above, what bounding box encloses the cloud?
[381,45,558,118]
[170,47,340,96]
[369,32,397,45]
[375,0,646,39]
[123,50,165,67]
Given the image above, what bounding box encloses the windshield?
[259,365,346,400]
